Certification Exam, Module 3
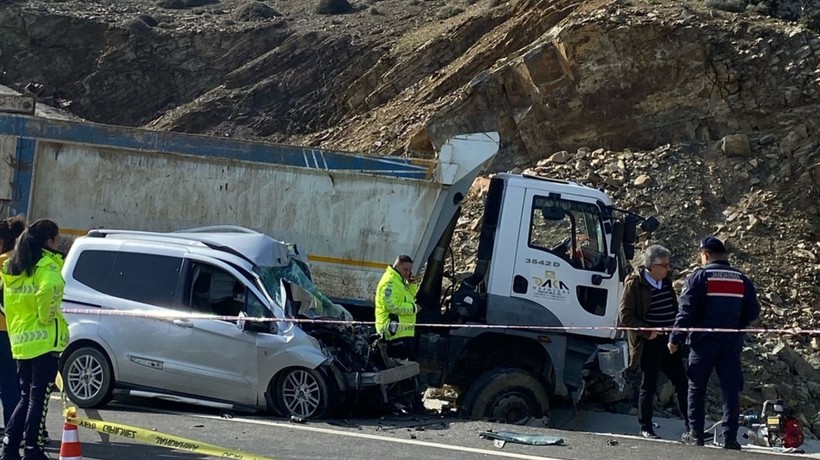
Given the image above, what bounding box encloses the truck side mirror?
[541,206,565,221]
[640,216,660,233]
[622,215,640,262]
[606,256,618,275]
[623,244,636,261]
[610,220,624,255]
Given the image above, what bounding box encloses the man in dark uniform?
[668,236,760,449]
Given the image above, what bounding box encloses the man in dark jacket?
[669,236,761,449]
[618,245,689,439]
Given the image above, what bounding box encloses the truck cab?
[416,173,655,422]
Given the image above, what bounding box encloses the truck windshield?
[529,195,607,271]
[254,259,353,320]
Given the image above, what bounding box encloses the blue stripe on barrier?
[0,113,432,180]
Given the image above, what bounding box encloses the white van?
[59,226,419,418]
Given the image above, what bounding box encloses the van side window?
[73,250,181,306]
[73,250,117,293]
[109,253,182,305]
[188,263,245,318]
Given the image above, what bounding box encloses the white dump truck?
[0,104,656,420]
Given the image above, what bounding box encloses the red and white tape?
[61,308,820,335]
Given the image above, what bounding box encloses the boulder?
[633,174,652,188]
[315,0,352,15]
[719,134,751,157]
[773,340,820,381]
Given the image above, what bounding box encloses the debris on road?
[479,430,565,446]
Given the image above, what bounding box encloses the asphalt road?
[29,395,810,460]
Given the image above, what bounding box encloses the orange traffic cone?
[58,422,82,460]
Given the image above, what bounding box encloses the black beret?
[699,236,726,253]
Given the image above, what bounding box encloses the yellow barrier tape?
[56,374,275,460]
[66,414,275,460]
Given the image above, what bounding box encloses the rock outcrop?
[1,0,818,436]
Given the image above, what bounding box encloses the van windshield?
[254,259,353,321]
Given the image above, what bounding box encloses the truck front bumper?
[345,361,420,388]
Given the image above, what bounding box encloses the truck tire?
[462,368,549,423]
[62,346,115,408]
[272,367,333,419]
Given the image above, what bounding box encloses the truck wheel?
[273,367,333,419]
[62,346,115,408]
[462,368,549,423]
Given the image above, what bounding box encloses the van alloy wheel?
[282,369,321,417]
[62,346,115,408]
[69,354,104,399]
[274,367,332,419]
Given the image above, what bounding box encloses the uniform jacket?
[669,260,760,346]
[0,251,11,332]
[618,267,678,370]
[375,266,418,341]
[1,250,68,359]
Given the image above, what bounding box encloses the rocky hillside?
[1,0,819,436]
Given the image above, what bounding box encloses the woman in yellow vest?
[1,220,67,460]
[0,216,25,435]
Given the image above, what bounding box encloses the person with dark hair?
[0,219,67,460]
[618,245,689,439]
[374,254,420,360]
[0,216,26,435]
[669,236,760,450]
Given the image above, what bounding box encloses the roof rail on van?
[87,229,178,238]
[173,225,260,234]
[86,229,212,247]
[85,228,261,267]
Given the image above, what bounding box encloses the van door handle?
[172,319,194,328]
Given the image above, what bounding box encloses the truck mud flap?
[358,361,420,386]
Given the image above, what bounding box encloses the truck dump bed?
[0,111,498,303]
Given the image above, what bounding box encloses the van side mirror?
[238,313,277,334]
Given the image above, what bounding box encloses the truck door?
[509,190,619,338]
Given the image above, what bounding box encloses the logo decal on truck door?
[529,270,570,301]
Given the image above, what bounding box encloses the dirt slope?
[1,0,819,436]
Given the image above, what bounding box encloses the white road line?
[141,408,566,460]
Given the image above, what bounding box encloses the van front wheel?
[272,367,332,419]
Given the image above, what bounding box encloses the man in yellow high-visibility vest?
[375,255,420,360]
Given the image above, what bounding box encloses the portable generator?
[742,400,804,449]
